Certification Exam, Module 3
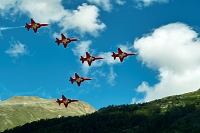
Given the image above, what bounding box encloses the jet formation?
[24,18,137,108]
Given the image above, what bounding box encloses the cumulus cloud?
[5,42,29,58]
[134,0,169,8]
[133,22,200,103]
[0,0,18,17]
[59,3,106,36]
[0,0,105,36]
[87,0,125,11]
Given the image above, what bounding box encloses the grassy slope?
[0,96,96,132]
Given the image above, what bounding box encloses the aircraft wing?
[33,28,38,33]
[119,57,124,62]
[118,48,123,54]
[63,43,67,48]
[61,34,66,40]
[86,52,90,58]
[77,82,81,86]
[75,73,80,79]
[62,95,67,100]
[69,99,78,103]
[64,102,69,108]
[31,19,36,24]
[56,99,62,106]
[87,61,92,66]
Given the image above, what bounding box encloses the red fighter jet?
[56,95,78,108]
[55,34,79,48]
[25,18,49,33]
[112,48,137,62]
[69,73,92,87]
[80,52,104,66]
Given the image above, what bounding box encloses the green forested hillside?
[2,89,200,133]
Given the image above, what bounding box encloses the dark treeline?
[2,102,200,133]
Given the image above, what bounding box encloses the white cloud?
[72,40,92,57]
[18,0,66,23]
[91,70,106,77]
[134,0,169,8]
[118,44,134,53]
[133,22,200,102]
[59,3,106,36]
[99,51,119,64]
[91,70,106,88]
[88,0,113,11]
[107,66,117,86]
[131,97,143,104]
[87,0,125,11]
[5,42,29,58]
[0,0,19,17]
[116,0,126,5]
[0,0,15,10]
[0,1,105,36]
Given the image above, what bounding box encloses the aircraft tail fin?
[80,56,84,63]
[69,77,74,84]
[55,38,61,46]
[112,52,116,60]
[25,23,30,31]
[56,98,62,106]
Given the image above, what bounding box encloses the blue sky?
[0,0,200,110]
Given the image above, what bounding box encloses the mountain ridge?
[0,96,96,132]
[4,96,45,102]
